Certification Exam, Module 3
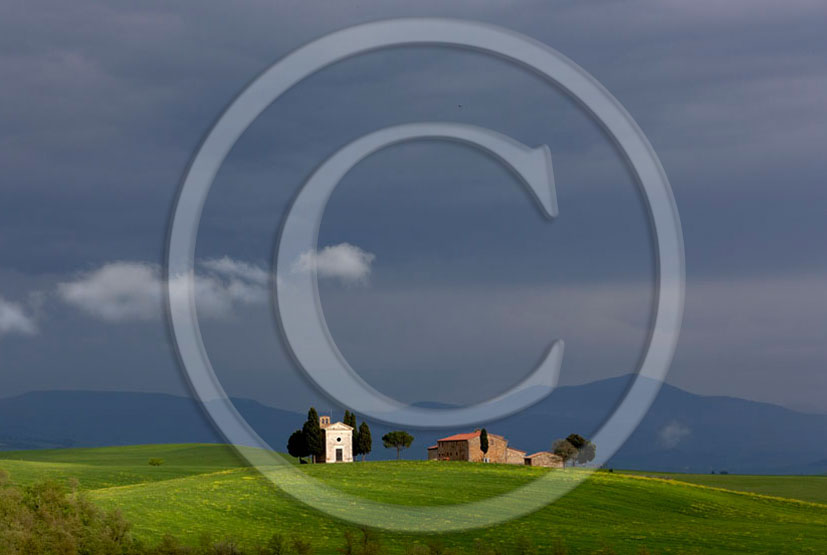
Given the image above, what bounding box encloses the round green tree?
[552,438,579,467]
[382,430,414,459]
[576,441,596,466]
[287,429,309,462]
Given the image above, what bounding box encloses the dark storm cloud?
[0,0,824,414]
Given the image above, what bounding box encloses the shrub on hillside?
[258,533,288,555]
[512,536,537,555]
[338,527,381,555]
[0,470,136,554]
[291,536,313,555]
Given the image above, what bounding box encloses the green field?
[1,444,826,553]
[617,470,827,505]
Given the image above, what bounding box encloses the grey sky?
[0,1,825,415]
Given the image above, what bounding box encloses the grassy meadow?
[617,469,827,505]
[1,444,826,553]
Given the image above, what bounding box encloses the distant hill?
[0,391,294,450]
[1,376,825,474]
[0,391,222,449]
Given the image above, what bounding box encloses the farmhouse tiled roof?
[437,430,507,442]
[437,431,480,441]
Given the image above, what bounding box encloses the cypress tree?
[344,410,357,429]
[344,411,358,458]
[303,407,324,463]
[357,422,372,461]
[480,428,489,461]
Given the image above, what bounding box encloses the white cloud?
[45,246,374,324]
[57,262,161,321]
[57,258,272,322]
[658,421,691,449]
[291,243,375,285]
[200,256,269,286]
[199,256,270,305]
[167,271,233,319]
[0,296,37,335]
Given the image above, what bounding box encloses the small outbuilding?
[524,451,564,468]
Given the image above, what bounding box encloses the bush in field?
[550,539,569,555]
[148,458,165,466]
[402,539,460,555]
[472,539,504,554]
[423,539,455,554]
[259,533,289,554]
[291,536,314,555]
[209,538,244,554]
[0,470,135,554]
[512,536,537,555]
[339,527,381,555]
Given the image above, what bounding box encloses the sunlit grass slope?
[2,445,826,554]
[0,443,246,488]
[618,469,827,505]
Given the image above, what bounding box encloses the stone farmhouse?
[317,415,353,463]
[427,429,563,468]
